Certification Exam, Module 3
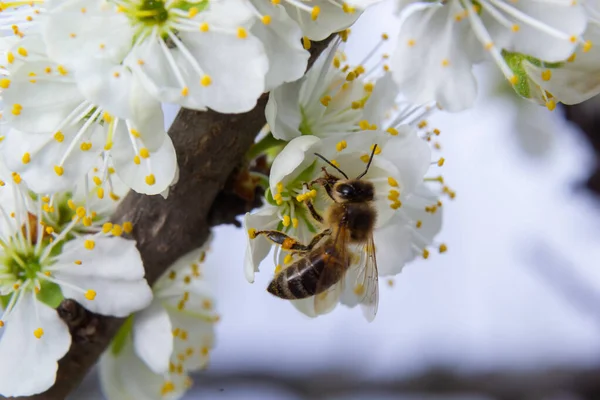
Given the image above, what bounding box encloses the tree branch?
[22,37,333,400]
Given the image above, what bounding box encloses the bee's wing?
[314,226,350,316]
[353,234,379,322]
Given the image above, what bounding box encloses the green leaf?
[36,281,64,308]
[111,315,134,356]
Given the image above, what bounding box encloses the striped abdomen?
[267,243,347,300]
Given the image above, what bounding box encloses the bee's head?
[332,179,374,203]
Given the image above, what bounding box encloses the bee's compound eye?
[336,184,353,197]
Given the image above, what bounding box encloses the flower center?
[136,0,170,25]
[4,249,44,282]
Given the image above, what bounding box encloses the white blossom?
[0,34,177,195]
[391,0,587,111]
[41,0,271,113]
[0,169,152,397]
[100,242,218,400]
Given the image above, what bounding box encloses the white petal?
[1,125,105,194]
[249,1,309,91]
[0,294,71,397]
[392,3,479,112]
[1,60,84,133]
[243,207,280,283]
[265,78,305,140]
[111,126,178,195]
[362,73,400,127]
[53,235,152,317]
[133,299,173,375]
[167,307,216,371]
[42,0,134,67]
[269,135,321,194]
[284,2,362,40]
[99,338,189,400]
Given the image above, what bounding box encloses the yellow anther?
[303,36,311,50]
[67,199,76,210]
[139,148,150,159]
[282,215,291,227]
[33,328,44,339]
[339,28,350,42]
[284,254,293,265]
[439,244,448,253]
[199,22,209,32]
[567,53,577,62]
[364,82,374,92]
[416,220,422,228]
[390,200,402,209]
[351,101,362,110]
[274,264,282,274]
[21,152,30,164]
[133,155,141,165]
[388,190,400,200]
[437,158,445,167]
[102,222,113,233]
[200,74,212,86]
[296,193,306,202]
[330,159,340,167]
[45,226,54,234]
[188,6,198,17]
[7,52,15,64]
[123,221,133,233]
[57,65,68,75]
[274,193,283,202]
[109,192,120,201]
[237,27,248,39]
[54,131,64,142]
[12,173,21,184]
[359,120,370,130]
[0,78,10,88]
[80,142,92,151]
[333,56,341,68]
[104,141,113,151]
[485,42,493,50]
[342,3,355,12]
[181,86,189,96]
[311,6,320,20]
[82,216,92,226]
[44,271,52,277]
[161,381,175,395]
[512,24,520,32]
[346,71,356,81]
[145,174,156,185]
[84,240,95,250]
[320,95,332,107]
[11,104,22,116]
[422,249,430,259]
[386,127,398,136]
[17,47,28,57]
[102,111,113,123]
[370,144,381,155]
[546,100,556,111]
[276,182,284,194]
[433,128,441,135]
[336,140,347,152]
[292,218,299,228]
[92,176,102,186]
[509,75,519,85]
[541,70,552,81]
[583,40,592,52]
[76,206,86,219]
[261,15,271,24]
[73,260,82,266]
[248,228,257,239]
[388,177,399,187]
[570,35,577,43]
[111,224,123,236]
[0,321,4,328]
[85,290,96,300]
[441,59,450,67]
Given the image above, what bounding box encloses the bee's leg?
[302,183,324,223]
[306,228,332,250]
[251,230,311,253]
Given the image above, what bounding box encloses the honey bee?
[252,145,380,321]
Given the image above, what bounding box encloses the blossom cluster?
[0,0,595,399]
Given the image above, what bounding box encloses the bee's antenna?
[314,153,349,179]
[356,144,377,180]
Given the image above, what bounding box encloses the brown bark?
[20,37,333,400]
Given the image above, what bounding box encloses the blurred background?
[72,2,600,399]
